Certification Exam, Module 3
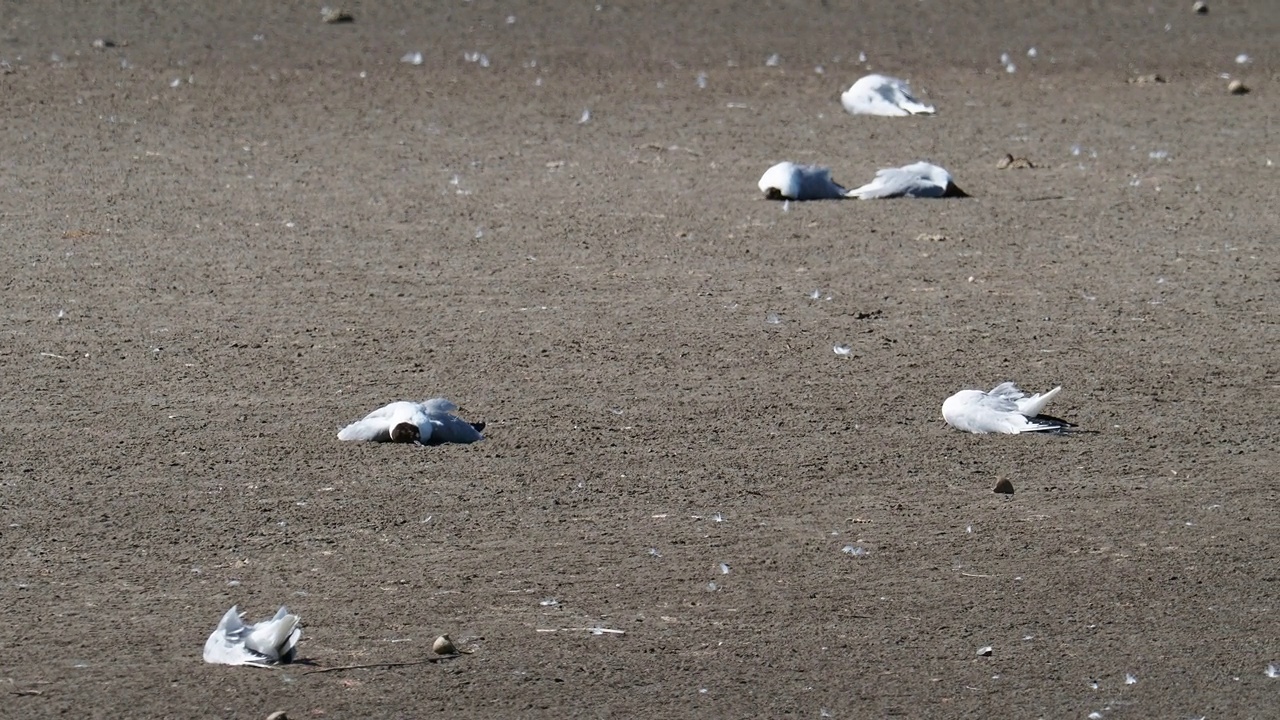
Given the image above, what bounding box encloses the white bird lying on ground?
[203,606,302,667]
[758,161,850,200]
[847,161,968,199]
[337,398,485,445]
[841,74,935,116]
[942,382,1070,434]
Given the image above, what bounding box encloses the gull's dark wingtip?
[1032,414,1088,435]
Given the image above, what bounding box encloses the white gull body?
[758,162,849,200]
[203,606,302,667]
[847,161,967,199]
[337,398,485,445]
[841,74,935,116]
[942,382,1066,434]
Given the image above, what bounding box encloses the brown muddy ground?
[1,2,1277,718]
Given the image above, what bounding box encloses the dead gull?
[841,74,935,116]
[942,382,1069,434]
[847,161,967,199]
[203,606,302,667]
[758,161,849,200]
[338,398,485,445]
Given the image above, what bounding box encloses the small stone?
[432,634,458,655]
[997,154,1034,169]
[91,38,116,49]
[1192,1,1208,14]
[994,478,1015,494]
[1228,79,1249,95]
[320,6,354,23]
[976,646,993,657]
[1128,73,1166,85]
[266,713,289,720]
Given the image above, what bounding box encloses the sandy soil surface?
[2,1,1277,717]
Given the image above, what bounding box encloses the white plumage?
[840,74,935,116]
[203,606,302,667]
[847,161,967,199]
[337,398,485,445]
[942,382,1068,434]
[758,161,849,200]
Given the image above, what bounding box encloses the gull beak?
[943,182,970,198]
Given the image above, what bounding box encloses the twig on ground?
[302,656,460,674]
[536,627,626,635]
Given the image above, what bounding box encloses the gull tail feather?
[1017,386,1061,417]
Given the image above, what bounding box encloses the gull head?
[925,163,969,197]
[390,422,421,443]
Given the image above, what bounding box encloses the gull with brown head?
[758,161,851,201]
[338,398,485,445]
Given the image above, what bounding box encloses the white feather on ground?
[337,398,485,445]
[203,606,302,667]
[941,382,1068,434]
[847,161,967,199]
[758,161,849,200]
[841,74,935,116]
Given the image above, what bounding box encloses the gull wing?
[988,382,1066,432]
[847,166,927,199]
[244,607,301,663]
[420,397,460,414]
[421,397,485,445]
[993,413,1064,434]
[792,165,848,200]
[203,607,254,665]
[880,77,931,114]
[986,382,1028,406]
[989,382,1062,418]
